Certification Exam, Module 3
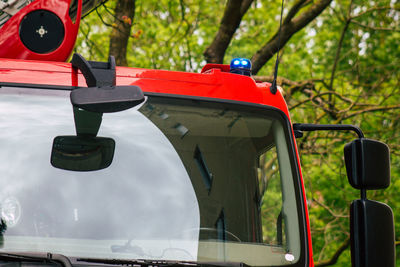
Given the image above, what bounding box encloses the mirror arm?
[293,123,366,200]
[293,123,364,139]
[361,189,366,200]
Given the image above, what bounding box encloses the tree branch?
[80,21,106,59]
[343,104,400,120]
[283,0,308,24]
[327,0,353,112]
[261,78,339,117]
[328,0,353,92]
[252,75,320,96]
[314,237,350,267]
[203,0,253,63]
[351,20,400,32]
[350,5,397,19]
[251,0,332,74]
[312,198,348,218]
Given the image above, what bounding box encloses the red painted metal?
[201,63,230,73]
[0,58,314,266]
[0,59,290,116]
[0,0,82,61]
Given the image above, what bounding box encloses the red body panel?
[0,59,289,114]
[0,0,82,61]
[0,58,314,266]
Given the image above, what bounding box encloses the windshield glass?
[0,87,304,266]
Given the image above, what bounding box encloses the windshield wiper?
[77,258,249,267]
[0,252,72,267]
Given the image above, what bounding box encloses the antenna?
[270,0,285,94]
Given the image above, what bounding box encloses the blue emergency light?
[229,58,252,76]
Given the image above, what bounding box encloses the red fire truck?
[0,1,395,267]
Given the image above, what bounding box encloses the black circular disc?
[19,10,65,54]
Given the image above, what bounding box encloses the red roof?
[0,58,291,118]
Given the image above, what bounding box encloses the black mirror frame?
[344,138,390,190]
[350,199,395,267]
[51,135,116,172]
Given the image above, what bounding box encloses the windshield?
[0,87,305,266]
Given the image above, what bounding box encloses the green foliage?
[75,0,400,265]
[258,147,283,245]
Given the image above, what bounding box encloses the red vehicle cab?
[0,1,395,267]
[0,55,312,267]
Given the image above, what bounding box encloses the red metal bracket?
[0,0,82,61]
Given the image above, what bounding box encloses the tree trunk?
[203,0,253,64]
[108,0,136,66]
[204,0,332,74]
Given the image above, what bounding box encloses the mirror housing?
[350,199,395,267]
[51,136,115,171]
[70,85,145,113]
[344,138,390,190]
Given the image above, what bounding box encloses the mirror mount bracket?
[293,123,364,139]
[69,53,145,135]
[73,107,102,137]
[292,123,367,199]
[71,53,116,87]
[69,53,145,114]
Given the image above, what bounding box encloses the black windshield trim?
[0,252,72,267]
[76,257,249,267]
[0,82,76,90]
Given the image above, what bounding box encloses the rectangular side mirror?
[344,138,390,189]
[350,199,395,267]
[51,136,115,171]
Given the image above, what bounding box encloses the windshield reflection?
[0,88,302,266]
[0,89,200,259]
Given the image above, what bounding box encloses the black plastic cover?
[344,138,390,190]
[70,85,145,113]
[350,199,395,267]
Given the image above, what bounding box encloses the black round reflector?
[19,10,65,54]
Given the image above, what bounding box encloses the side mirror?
[51,136,115,171]
[350,199,395,267]
[344,138,390,189]
[345,138,395,267]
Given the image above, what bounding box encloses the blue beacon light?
[230,58,252,76]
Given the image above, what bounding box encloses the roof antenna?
[270,0,285,94]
